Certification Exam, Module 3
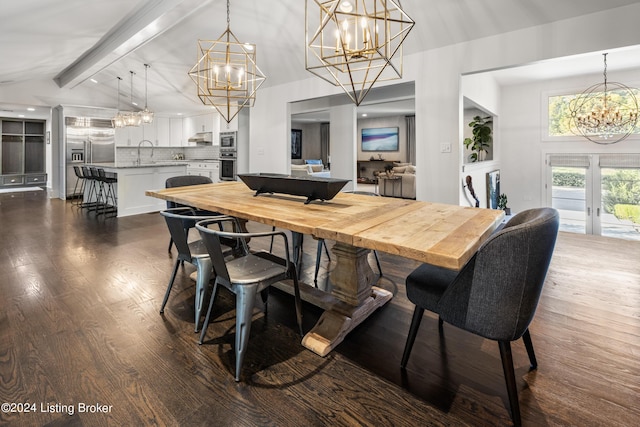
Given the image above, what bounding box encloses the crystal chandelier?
[569,53,639,144]
[139,64,154,124]
[122,71,142,127]
[111,77,126,128]
[305,0,414,106]
[188,0,266,123]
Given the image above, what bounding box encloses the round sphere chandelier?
[569,53,639,145]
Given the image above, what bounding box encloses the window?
[547,89,640,138]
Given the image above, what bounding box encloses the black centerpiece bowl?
[238,173,350,204]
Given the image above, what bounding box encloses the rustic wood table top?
[146,181,503,270]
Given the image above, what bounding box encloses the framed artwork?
[291,129,302,159]
[361,127,399,151]
[486,169,501,209]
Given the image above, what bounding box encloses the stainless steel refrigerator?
[65,117,115,197]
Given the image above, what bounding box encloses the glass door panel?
[551,166,588,234]
[600,168,640,241]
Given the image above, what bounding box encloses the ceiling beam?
[53,0,213,89]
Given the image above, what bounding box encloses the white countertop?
[87,162,189,169]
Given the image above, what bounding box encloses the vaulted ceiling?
[2,0,640,117]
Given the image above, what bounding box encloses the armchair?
[400,208,559,426]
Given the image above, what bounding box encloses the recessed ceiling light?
[27,107,35,111]
[90,78,98,84]
[132,102,138,106]
[177,113,183,116]
[362,113,368,117]
[18,114,25,118]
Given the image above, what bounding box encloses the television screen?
[361,127,399,151]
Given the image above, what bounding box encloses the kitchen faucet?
[136,140,154,165]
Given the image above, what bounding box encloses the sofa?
[290,162,331,178]
[377,163,416,199]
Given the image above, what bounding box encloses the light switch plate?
[440,143,451,153]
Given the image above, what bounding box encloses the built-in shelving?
[1,118,47,187]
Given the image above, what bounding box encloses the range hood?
[187,132,213,144]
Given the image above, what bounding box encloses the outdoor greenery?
[552,170,585,187]
[602,169,640,215]
[548,89,640,137]
[613,204,640,225]
[463,115,492,162]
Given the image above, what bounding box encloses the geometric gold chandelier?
[305,0,414,106]
[569,53,639,145]
[188,0,266,124]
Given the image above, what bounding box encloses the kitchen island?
[87,162,187,217]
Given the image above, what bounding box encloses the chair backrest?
[437,208,559,341]
[165,175,213,209]
[73,165,83,178]
[160,207,222,259]
[196,218,242,284]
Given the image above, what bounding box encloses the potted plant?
[497,193,511,215]
[463,115,493,162]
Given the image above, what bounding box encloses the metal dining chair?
[165,175,216,253]
[196,217,304,381]
[160,207,235,332]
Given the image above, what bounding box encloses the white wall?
[357,116,408,162]
[500,68,640,214]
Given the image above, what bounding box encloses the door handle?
[587,207,591,216]
[597,207,600,217]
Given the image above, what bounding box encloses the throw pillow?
[393,166,407,173]
[405,165,416,174]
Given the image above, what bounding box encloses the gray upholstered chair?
[196,218,303,382]
[165,175,215,253]
[400,208,559,427]
[160,207,233,332]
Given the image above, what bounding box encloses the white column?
[329,104,357,191]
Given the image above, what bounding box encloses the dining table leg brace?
[300,241,392,357]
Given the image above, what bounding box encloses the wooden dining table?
[146,181,504,356]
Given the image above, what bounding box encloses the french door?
[546,154,640,241]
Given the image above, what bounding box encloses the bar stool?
[97,168,117,217]
[80,166,99,211]
[71,166,86,206]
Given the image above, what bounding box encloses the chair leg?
[373,250,383,276]
[499,341,522,427]
[160,259,181,313]
[193,258,213,333]
[167,237,174,253]
[289,264,304,337]
[313,239,324,283]
[522,329,537,369]
[198,281,220,345]
[260,288,269,314]
[234,284,259,381]
[400,306,425,368]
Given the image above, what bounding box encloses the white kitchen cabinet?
[170,117,183,146]
[186,161,219,183]
[183,113,217,146]
[141,121,156,145]
[155,117,171,146]
[115,126,144,146]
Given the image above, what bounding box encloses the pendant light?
[124,71,141,127]
[188,0,266,123]
[139,64,154,124]
[111,77,126,128]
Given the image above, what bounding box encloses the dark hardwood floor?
[0,190,638,426]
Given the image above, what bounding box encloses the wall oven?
[219,151,237,181]
[219,131,236,150]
